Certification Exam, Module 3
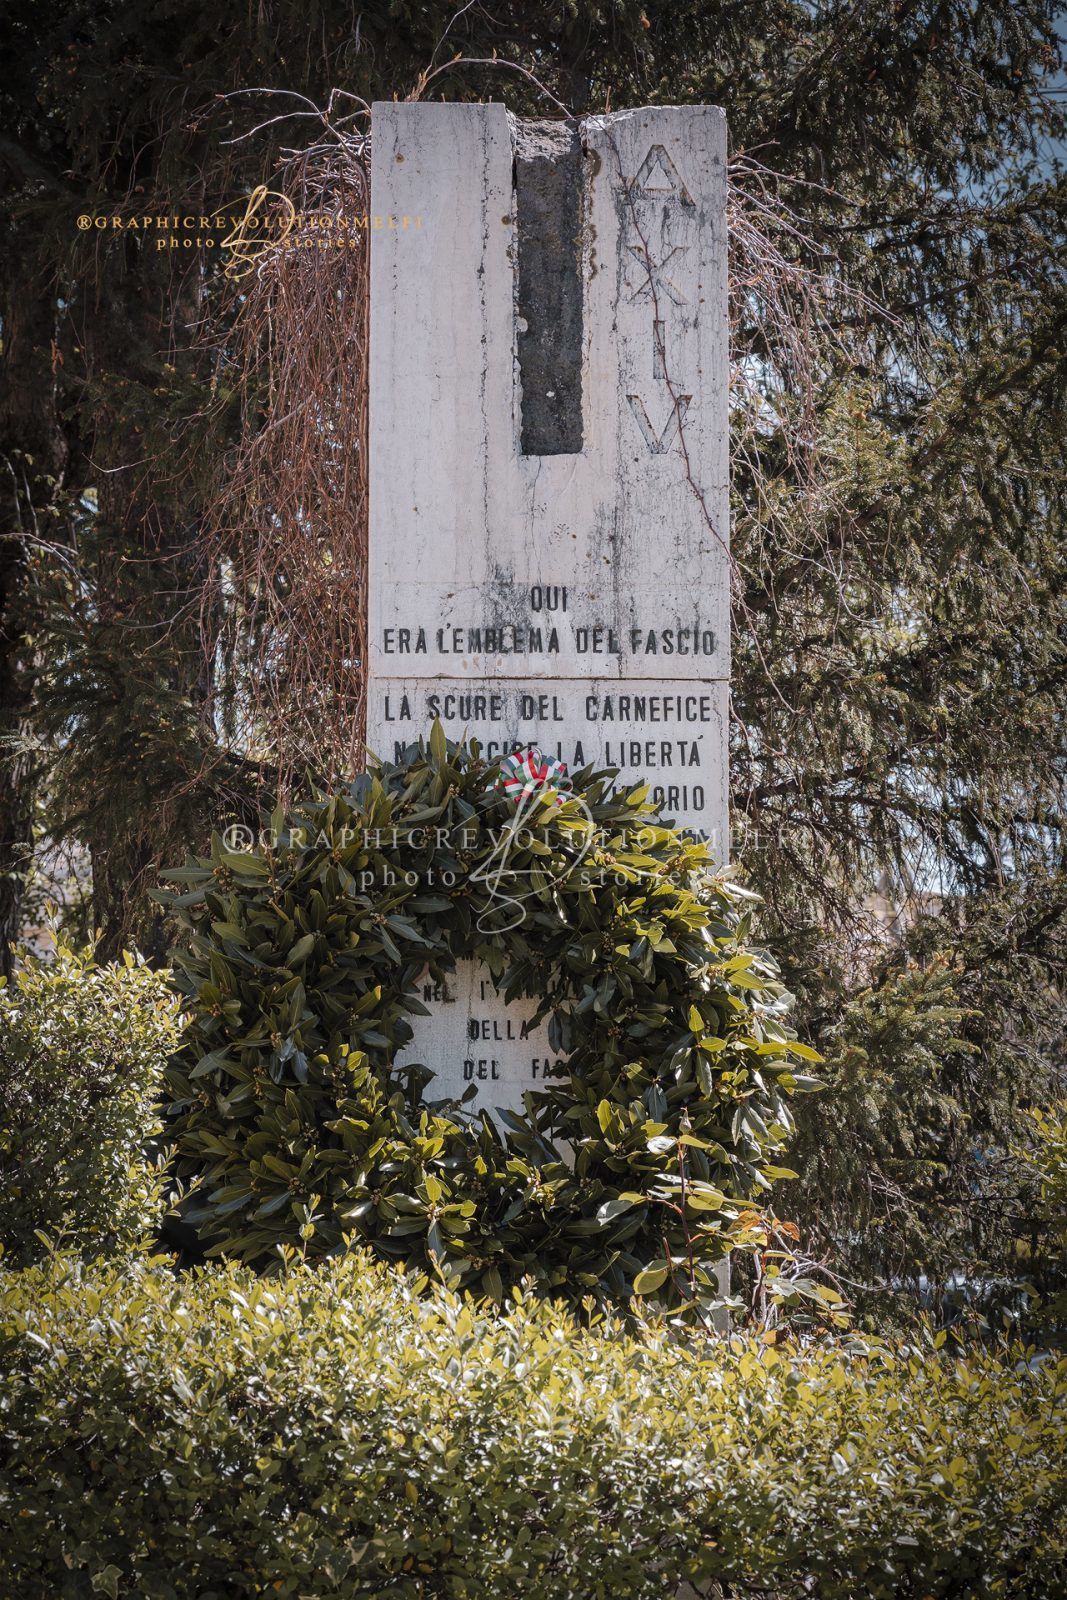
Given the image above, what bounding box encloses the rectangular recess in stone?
[514,120,583,456]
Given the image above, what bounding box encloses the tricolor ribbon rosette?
[473,747,589,932]
[495,747,572,809]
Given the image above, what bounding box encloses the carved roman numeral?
[628,144,695,206]
[653,319,666,379]
[626,393,691,453]
[626,242,689,306]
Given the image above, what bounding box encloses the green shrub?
[1028,1102,1067,1237]
[1,1250,1064,1599]
[0,940,184,1264]
[1021,1102,1067,1325]
[162,734,811,1312]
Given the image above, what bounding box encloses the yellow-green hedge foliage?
[0,943,184,1265]
[1,1251,1065,1598]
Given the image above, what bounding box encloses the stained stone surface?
[514,119,584,456]
[367,101,729,1120]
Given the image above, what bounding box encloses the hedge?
[0,941,184,1266]
[2,1251,1065,1598]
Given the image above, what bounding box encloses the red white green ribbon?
[496,747,572,807]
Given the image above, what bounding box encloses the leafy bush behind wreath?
[1021,1101,1067,1330]
[1,1249,1065,1600]
[162,732,816,1309]
[0,941,183,1266]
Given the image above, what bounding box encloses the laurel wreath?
[162,726,815,1312]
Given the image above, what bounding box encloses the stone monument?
[366,101,729,1118]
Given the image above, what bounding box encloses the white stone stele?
[368,100,729,690]
[367,100,729,1128]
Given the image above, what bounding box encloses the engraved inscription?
[626,242,690,305]
[402,962,566,1113]
[626,393,691,454]
[628,143,695,205]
